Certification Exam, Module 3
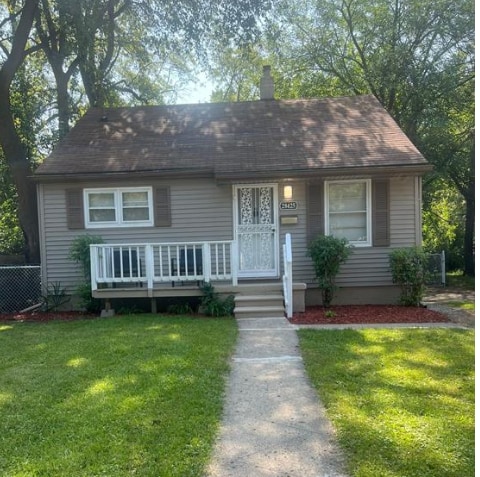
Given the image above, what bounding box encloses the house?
[34,68,432,316]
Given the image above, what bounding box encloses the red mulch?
[1,305,450,325]
[290,305,450,325]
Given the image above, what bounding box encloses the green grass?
[298,328,474,477]
[445,270,475,289]
[0,315,237,477]
[446,300,475,311]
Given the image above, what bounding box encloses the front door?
[234,184,279,278]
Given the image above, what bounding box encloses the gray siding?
[280,176,419,288]
[39,175,421,294]
[40,179,232,292]
[390,177,418,246]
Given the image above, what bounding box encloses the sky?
[175,72,214,104]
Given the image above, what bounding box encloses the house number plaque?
[280,201,298,210]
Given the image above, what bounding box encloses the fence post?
[441,250,446,286]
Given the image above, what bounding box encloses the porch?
[90,235,303,317]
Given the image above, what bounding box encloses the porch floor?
[92,281,284,300]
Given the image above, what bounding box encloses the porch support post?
[145,244,154,296]
[203,243,211,282]
[231,241,238,286]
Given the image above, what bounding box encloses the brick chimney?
[260,65,275,100]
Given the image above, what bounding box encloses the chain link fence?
[0,266,42,313]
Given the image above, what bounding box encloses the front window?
[84,187,153,228]
[122,191,150,221]
[325,179,371,246]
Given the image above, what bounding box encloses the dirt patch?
[290,305,450,325]
[0,311,97,323]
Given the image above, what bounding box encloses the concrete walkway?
[206,293,474,477]
[423,287,475,328]
[206,316,349,477]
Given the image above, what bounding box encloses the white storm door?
[234,185,279,278]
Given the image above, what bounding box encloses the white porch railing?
[90,241,237,292]
[282,233,293,318]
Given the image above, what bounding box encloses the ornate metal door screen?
[235,185,278,277]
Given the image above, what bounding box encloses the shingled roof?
[34,95,430,181]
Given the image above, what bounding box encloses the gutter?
[31,163,433,184]
[214,164,433,182]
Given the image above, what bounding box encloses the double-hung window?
[84,187,153,228]
[325,179,372,246]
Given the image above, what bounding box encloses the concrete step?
[234,293,285,319]
[234,305,286,319]
[235,294,284,308]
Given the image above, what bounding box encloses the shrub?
[389,247,429,306]
[167,302,194,315]
[0,198,24,255]
[324,309,336,319]
[307,235,353,307]
[76,282,102,313]
[200,282,234,317]
[69,234,104,280]
[69,235,104,312]
[116,304,144,315]
[42,281,70,312]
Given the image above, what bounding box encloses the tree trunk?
[463,186,475,277]
[53,66,71,139]
[0,95,40,264]
[0,88,40,263]
[0,0,40,264]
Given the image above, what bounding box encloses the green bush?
[167,302,194,315]
[200,282,234,317]
[389,247,429,306]
[76,282,102,313]
[0,198,24,255]
[69,235,104,312]
[69,234,104,280]
[307,235,352,307]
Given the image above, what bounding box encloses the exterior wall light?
[283,185,293,200]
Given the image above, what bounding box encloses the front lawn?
[0,315,237,477]
[298,328,474,477]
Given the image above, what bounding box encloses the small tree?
[69,234,104,312]
[389,247,429,306]
[307,235,352,307]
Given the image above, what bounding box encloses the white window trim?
[325,179,372,247]
[84,187,154,228]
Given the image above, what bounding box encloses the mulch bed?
[290,305,450,325]
[1,305,451,325]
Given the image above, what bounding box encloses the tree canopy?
[208,0,474,275]
[0,0,271,262]
[0,0,474,275]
